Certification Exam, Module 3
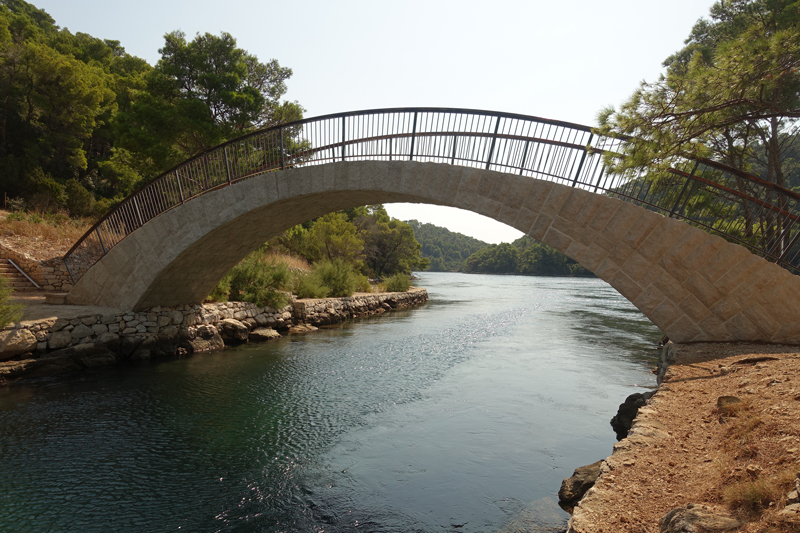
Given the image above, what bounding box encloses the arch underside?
[66,160,800,344]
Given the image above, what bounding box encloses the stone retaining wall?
[0,243,73,291]
[0,288,427,382]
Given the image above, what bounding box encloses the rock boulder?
[558,460,603,513]
[659,504,741,532]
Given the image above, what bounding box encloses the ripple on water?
[0,273,660,532]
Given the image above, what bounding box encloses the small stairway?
[0,259,40,292]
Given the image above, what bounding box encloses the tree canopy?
[0,1,302,216]
[597,0,800,189]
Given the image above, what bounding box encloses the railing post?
[95,227,107,254]
[485,117,501,170]
[175,170,185,203]
[63,258,75,285]
[223,145,232,185]
[669,161,700,218]
[341,116,346,161]
[133,196,144,227]
[518,140,530,175]
[279,127,285,170]
[451,135,458,165]
[571,133,594,187]
[409,112,418,161]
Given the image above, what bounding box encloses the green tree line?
[461,236,593,277]
[0,0,301,216]
[210,205,428,306]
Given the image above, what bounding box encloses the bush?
[0,276,22,327]
[206,273,232,303]
[313,258,358,297]
[354,273,371,293]
[223,257,291,309]
[293,271,329,299]
[65,179,95,217]
[384,272,411,292]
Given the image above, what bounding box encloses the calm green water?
[0,273,660,532]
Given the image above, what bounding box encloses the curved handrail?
[63,107,800,283]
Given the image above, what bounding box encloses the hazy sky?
[34,0,716,243]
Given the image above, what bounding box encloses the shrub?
[384,272,411,292]
[0,276,22,327]
[65,179,95,217]
[206,273,232,303]
[313,258,358,297]
[227,257,291,309]
[293,271,329,299]
[354,273,371,293]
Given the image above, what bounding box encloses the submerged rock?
[249,328,281,342]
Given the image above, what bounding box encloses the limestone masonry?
[0,288,428,382]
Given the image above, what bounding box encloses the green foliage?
[311,258,358,297]
[354,273,371,293]
[0,2,300,216]
[408,220,489,271]
[25,167,65,212]
[293,271,329,299]
[210,254,290,309]
[384,272,411,292]
[359,207,429,277]
[305,212,364,265]
[206,273,231,303]
[0,275,22,327]
[463,236,594,277]
[64,179,94,217]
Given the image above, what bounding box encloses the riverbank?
[566,342,800,533]
[0,288,428,383]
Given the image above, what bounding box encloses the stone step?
[0,259,40,292]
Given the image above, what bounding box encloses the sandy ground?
[9,292,123,325]
[569,342,800,533]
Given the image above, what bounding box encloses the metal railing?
[63,107,800,282]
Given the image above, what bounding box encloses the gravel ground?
[568,342,800,533]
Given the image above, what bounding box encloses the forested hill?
[462,236,593,277]
[406,220,488,272]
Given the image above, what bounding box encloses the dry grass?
[259,251,311,271]
[0,210,92,260]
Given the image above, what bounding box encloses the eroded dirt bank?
[567,343,800,533]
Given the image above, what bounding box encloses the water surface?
[0,273,660,532]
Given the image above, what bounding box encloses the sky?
[33,0,716,244]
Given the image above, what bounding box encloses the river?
[0,272,661,532]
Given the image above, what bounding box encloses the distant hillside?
[406,220,488,272]
[463,236,594,277]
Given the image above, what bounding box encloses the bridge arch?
[65,160,800,344]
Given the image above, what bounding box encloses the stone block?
[648,299,684,332]
[539,184,573,218]
[529,215,553,241]
[71,324,93,339]
[0,329,37,359]
[608,271,644,302]
[678,293,711,324]
[543,227,573,254]
[520,180,555,215]
[663,315,704,343]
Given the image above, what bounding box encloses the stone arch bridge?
[63,108,800,344]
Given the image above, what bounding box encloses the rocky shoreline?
[560,342,800,532]
[0,288,428,383]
